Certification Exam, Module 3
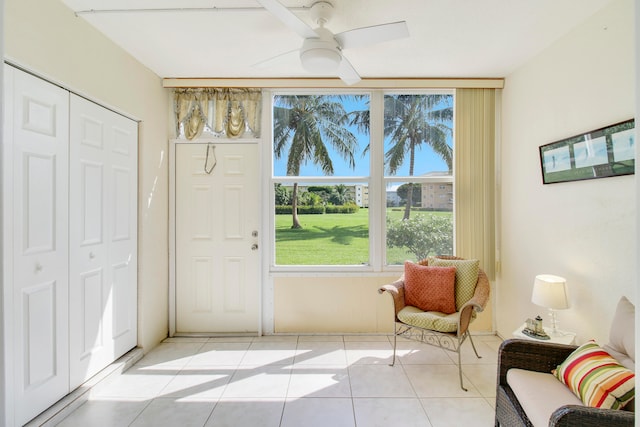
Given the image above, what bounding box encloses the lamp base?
[548,308,562,336]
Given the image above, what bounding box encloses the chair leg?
[457,346,468,392]
[390,323,398,366]
[467,332,482,359]
[456,332,482,391]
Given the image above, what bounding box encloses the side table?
[512,323,576,345]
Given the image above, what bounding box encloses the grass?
[275,208,452,265]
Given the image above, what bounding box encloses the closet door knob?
[35,262,43,273]
[89,252,96,259]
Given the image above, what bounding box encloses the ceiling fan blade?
[253,49,300,69]
[337,56,361,85]
[335,21,409,50]
[257,0,318,39]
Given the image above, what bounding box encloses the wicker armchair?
[496,339,635,427]
[378,255,490,391]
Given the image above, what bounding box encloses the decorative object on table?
[539,118,635,184]
[531,274,569,336]
[522,315,550,340]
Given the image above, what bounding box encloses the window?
[270,91,454,269]
[383,93,454,265]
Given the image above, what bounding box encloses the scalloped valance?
[174,88,262,140]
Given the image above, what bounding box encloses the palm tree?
[273,95,358,228]
[329,184,352,205]
[350,94,453,220]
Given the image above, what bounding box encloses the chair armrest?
[457,267,490,334]
[550,404,635,427]
[468,268,490,311]
[378,277,406,317]
[497,339,577,386]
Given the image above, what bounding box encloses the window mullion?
[369,91,385,272]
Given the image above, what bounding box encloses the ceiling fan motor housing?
[300,27,342,73]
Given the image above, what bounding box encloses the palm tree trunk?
[403,186,413,220]
[403,144,417,220]
[291,182,302,229]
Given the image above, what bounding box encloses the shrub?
[326,203,359,214]
[386,214,453,260]
[275,205,293,214]
[297,205,325,214]
[274,183,291,205]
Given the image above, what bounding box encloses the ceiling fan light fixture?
[300,48,341,73]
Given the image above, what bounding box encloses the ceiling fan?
[256,0,409,85]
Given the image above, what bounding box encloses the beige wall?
[4,0,172,352]
[274,274,493,333]
[274,276,397,333]
[499,0,636,343]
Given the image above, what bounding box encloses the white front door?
[175,142,260,334]
[4,65,70,425]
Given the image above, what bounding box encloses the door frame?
[169,138,264,337]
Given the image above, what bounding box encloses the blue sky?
[272,95,452,178]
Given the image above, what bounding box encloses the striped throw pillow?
[553,340,635,409]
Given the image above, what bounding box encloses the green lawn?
[275,208,452,265]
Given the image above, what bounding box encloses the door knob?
[251,244,258,250]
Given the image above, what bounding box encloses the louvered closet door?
[4,65,70,426]
[69,95,138,388]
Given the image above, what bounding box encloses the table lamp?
[531,274,569,336]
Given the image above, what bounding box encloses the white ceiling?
[60,0,613,80]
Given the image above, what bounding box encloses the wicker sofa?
[495,296,635,427]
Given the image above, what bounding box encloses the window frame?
[267,88,455,273]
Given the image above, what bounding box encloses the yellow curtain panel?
[454,88,496,280]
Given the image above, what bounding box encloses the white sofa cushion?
[602,295,636,411]
[603,295,635,371]
[507,368,583,427]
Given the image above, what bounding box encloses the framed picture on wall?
[539,119,635,184]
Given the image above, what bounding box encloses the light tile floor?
[56,334,502,427]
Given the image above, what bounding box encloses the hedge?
[325,204,359,214]
[275,204,359,214]
[275,205,325,214]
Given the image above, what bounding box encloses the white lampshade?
[531,274,569,310]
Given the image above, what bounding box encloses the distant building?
[354,184,369,208]
[421,181,453,211]
[386,185,401,207]
[278,183,369,207]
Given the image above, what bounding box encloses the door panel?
[24,281,57,386]
[69,95,137,388]
[6,65,70,426]
[176,143,260,333]
[23,153,57,252]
